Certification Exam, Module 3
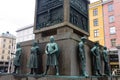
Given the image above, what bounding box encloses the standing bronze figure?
[79,37,88,77]
[102,47,110,76]
[13,43,22,74]
[91,42,102,76]
[44,36,59,75]
[27,41,40,74]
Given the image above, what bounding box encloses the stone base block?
[0,74,120,80]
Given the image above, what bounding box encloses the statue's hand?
[81,56,84,60]
[17,60,20,63]
[45,51,48,54]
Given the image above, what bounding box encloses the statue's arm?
[45,45,48,54]
[91,47,96,56]
[50,43,58,54]
[18,49,22,61]
[79,43,84,58]
[37,46,40,55]
[103,51,108,63]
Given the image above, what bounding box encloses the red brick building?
[103,0,120,73]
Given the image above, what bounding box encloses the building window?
[109,15,114,23]
[3,44,5,48]
[1,56,4,59]
[93,8,98,16]
[111,39,116,47]
[94,29,99,37]
[7,56,10,60]
[3,39,6,42]
[9,45,11,49]
[93,19,98,26]
[110,27,116,34]
[108,4,113,12]
[2,50,5,54]
[9,40,11,43]
[8,50,10,54]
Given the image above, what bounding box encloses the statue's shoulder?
[35,46,39,49]
[18,48,22,51]
[91,46,96,51]
[31,47,34,50]
[79,41,83,45]
[53,42,57,45]
[46,43,50,46]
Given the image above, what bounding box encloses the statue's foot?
[98,73,102,76]
[43,72,47,75]
[84,74,89,77]
[56,73,59,76]
[12,72,16,74]
[33,73,37,75]
[82,73,89,77]
[94,73,99,76]
[27,72,33,75]
[105,73,111,76]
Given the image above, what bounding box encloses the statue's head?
[17,43,21,48]
[81,36,87,42]
[103,46,107,50]
[33,41,38,47]
[95,42,99,46]
[50,36,55,43]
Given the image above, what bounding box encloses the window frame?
[93,19,98,26]
[94,29,99,37]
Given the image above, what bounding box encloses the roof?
[16,24,33,32]
[0,32,16,39]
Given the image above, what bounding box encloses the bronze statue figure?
[44,36,59,75]
[91,42,102,76]
[27,41,40,75]
[102,47,110,76]
[79,37,88,77]
[13,43,22,74]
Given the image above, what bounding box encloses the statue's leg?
[44,65,49,75]
[98,70,102,76]
[13,65,17,73]
[105,63,110,76]
[81,59,88,77]
[55,66,59,75]
[33,68,37,75]
[30,68,34,74]
[17,66,20,74]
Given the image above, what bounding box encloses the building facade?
[89,0,105,46]
[103,0,120,73]
[16,25,35,43]
[0,32,16,72]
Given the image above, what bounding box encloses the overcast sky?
[0,0,98,35]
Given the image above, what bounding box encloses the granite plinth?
[0,74,119,80]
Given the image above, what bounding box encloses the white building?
[16,25,35,42]
[0,32,16,73]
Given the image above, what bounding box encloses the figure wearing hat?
[79,37,88,77]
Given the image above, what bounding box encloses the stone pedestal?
[33,0,90,76]
[0,74,119,80]
[34,26,92,76]
[34,0,90,75]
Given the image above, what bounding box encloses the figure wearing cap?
[27,41,40,74]
[13,43,22,74]
[79,37,88,77]
[91,42,102,76]
[102,46,110,76]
